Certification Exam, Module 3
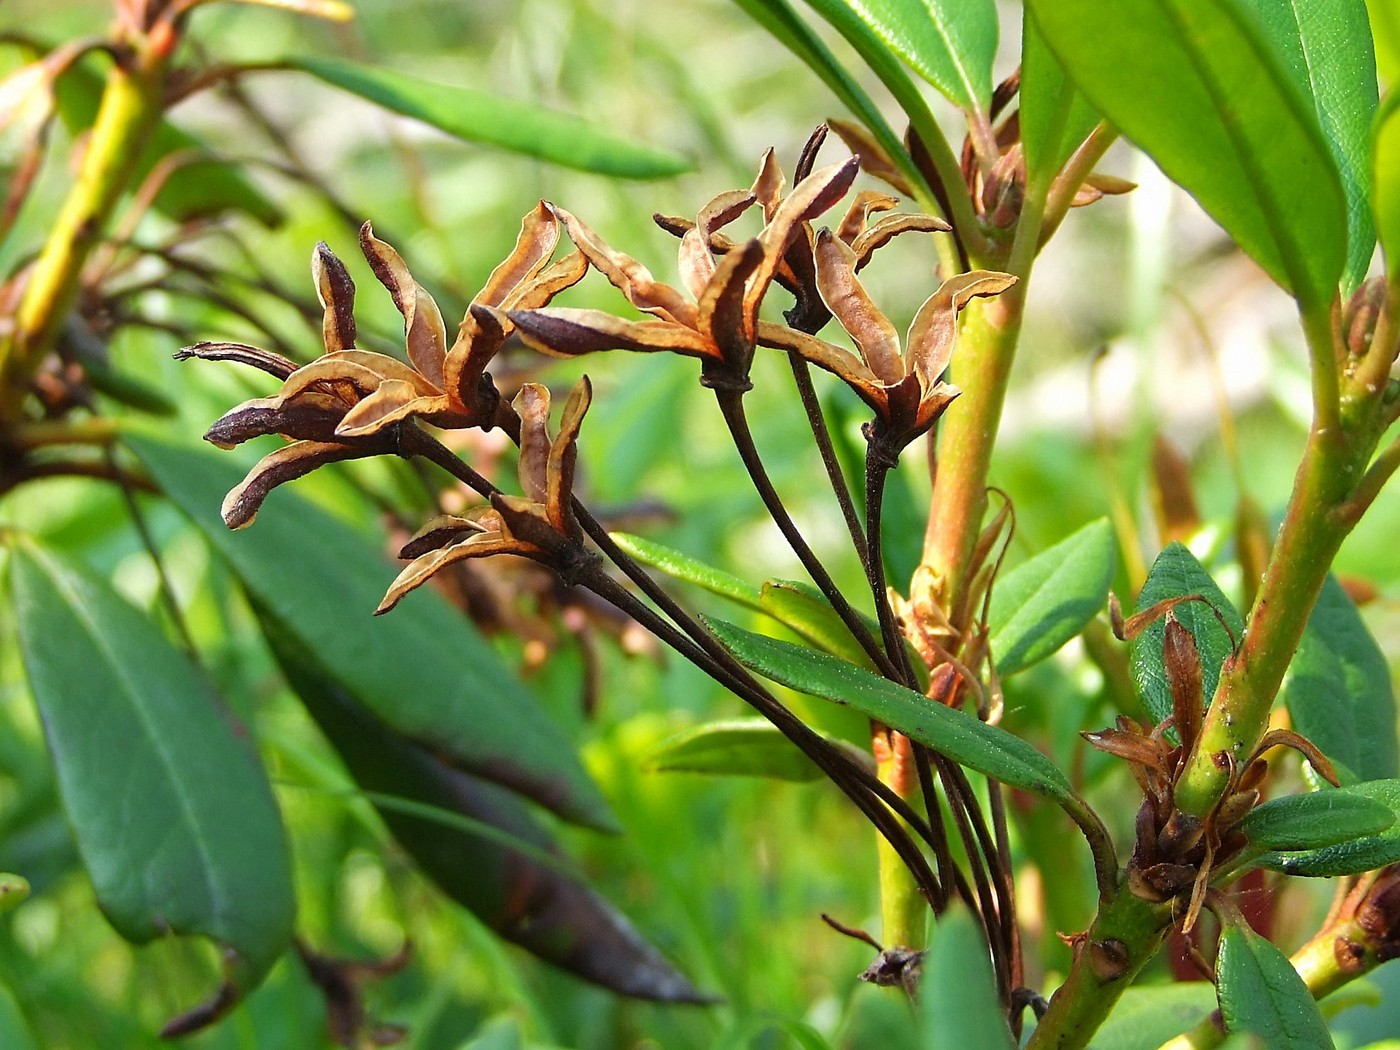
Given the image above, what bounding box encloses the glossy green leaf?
[53,61,283,227]
[920,909,1015,1049]
[1217,922,1335,1047]
[812,0,998,111]
[0,979,38,1050]
[761,579,879,669]
[1027,0,1347,308]
[279,56,689,180]
[1020,13,1101,191]
[647,719,826,781]
[1088,983,1216,1050]
[1255,779,1400,876]
[705,617,1077,803]
[1376,94,1400,276]
[1282,575,1399,783]
[8,538,294,995]
[1250,0,1378,291]
[731,0,919,191]
[1237,788,1395,851]
[1129,543,1244,727]
[270,636,708,1002]
[610,532,762,610]
[987,518,1116,678]
[125,430,617,833]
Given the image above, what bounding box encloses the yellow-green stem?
[876,734,927,948]
[0,46,168,420]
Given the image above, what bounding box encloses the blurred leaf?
[987,517,1116,678]
[647,719,825,780]
[1256,779,1400,875]
[1020,13,1101,191]
[0,873,28,914]
[278,56,690,179]
[125,430,617,833]
[53,60,283,227]
[1376,93,1400,277]
[762,579,877,669]
[611,531,763,610]
[1249,0,1378,291]
[7,537,294,998]
[1027,0,1347,308]
[459,1015,523,1050]
[1129,543,1243,727]
[0,980,38,1050]
[1282,575,1400,783]
[1371,0,1400,83]
[271,635,711,1003]
[219,0,354,18]
[808,0,997,111]
[1088,982,1216,1050]
[1236,788,1394,851]
[920,908,1015,1049]
[731,0,919,191]
[705,617,1077,803]
[1216,921,1335,1047]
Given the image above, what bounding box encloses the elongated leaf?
[1256,779,1400,876]
[53,61,283,227]
[706,617,1077,802]
[762,579,879,669]
[1372,0,1400,83]
[0,980,38,1050]
[647,719,826,781]
[816,0,997,111]
[8,539,294,997]
[987,518,1116,678]
[1237,788,1394,851]
[1129,543,1244,727]
[1376,94,1400,277]
[1028,0,1347,308]
[125,430,616,833]
[1216,922,1335,1047]
[1021,13,1101,191]
[1282,575,1399,784]
[1250,0,1378,291]
[268,633,709,1003]
[1088,983,1216,1050]
[920,909,1015,1049]
[279,56,689,180]
[610,532,762,610]
[731,0,919,191]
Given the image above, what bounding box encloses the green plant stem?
[1026,886,1173,1050]
[0,44,169,420]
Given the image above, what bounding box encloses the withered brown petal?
[509,307,714,360]
[1253,729,1341,787]
[399,509,502,559]
[755,320,883,410]
[336,380,443,437]
[1085,173,1137,195]
[378,533,540,615]
[814,228,903,386]
[750,147,785,220]
[277,351,438,406]
[473,201,560,309]
[851,213,953,271]
[905,270,1018,388]
[751,157,860,319]
[1080,727,1172,773]
[546,376,592,533]
[826,118,916,196]
[696,237,766,369]
[500,250,590,313]
[222,440,368,529]
[359,223,448,386]
[836,190,900,244]
[204,392,343,449]
[547,204,695,326]
[175,342,299,381]
[312,242,357,353]
[1163,616,1204,751]
[514,382,553,505]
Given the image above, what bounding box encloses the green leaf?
[761,579,880,669]
[1282,575,1399,783]
[1249,0,1378,292]
[920,909,1016,1049]
[0,979,39,1050]
[1129,543,1244,727]
[1371,0,1400,84]
[1020,13,1102,191]
[705,617,1077,803]
[646,719,826,781]
[1376,93,1400,277]
[1088,983,1217,1050]
[731,0,919,191]
[278,56,690,180]
[1236,788,1395,851]
[7,538,294,995]
[812,0,998,111]
[53,60,283,227]
[0,874,29,915]
[610,532,762,611]
[124,430,617,833]
[1216,921,1335,1047]
[1027,0,1348,308]
[987,518,1116,678]
[270,636,709,1003]
[1255,779,1400,875]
